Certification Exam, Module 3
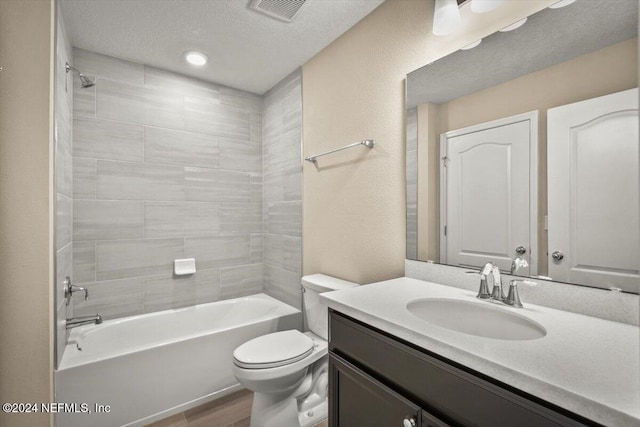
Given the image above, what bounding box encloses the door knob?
[403,416,417,427]
[515,246,527,255]
[552,251,564,261]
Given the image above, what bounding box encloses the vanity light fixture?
[461,39,482,50]
[499,17,527,32]
[184,51,209,66]
[549,0,576,9]
[432,0,462,36]
[470,0,504,14]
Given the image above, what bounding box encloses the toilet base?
[298,400,327,427]
[249,392,327,427]
[250,390,301,427]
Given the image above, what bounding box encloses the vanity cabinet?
[328,310,597,427]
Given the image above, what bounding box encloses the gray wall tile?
[184,235,250,270]
[73,75,96,117]
[74,200,144,241]
[56,194,72,250]
[74,116,143,161]
[73,241,96,284]
[143,269,220,312]
[96,238,184,281]
[73,278,144,320]
[97,160,185,201]
[144,202,220,238]
[264,264,301,310]
[69,51,303,320]
[144,66,220,99]
[250,174,262,204]
[220,264,263,299]
[219,137,261,173]
[97,79,185,130]
[220,87,262,114]
[185,167,250,202]
[184,96,250,140]
[266,201,301,237]
[250,233,263,263]
[73,158,96,199]
[264,234,301,274]
[74,48,144,85]
[144,126,219,168]
[262,69,302,309]
[55,139,73,198]
[220,203,262,235]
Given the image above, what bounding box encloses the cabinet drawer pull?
[403,416,417,427]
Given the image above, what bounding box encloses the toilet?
[232,274,357,427]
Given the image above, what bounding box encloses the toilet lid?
[233,330,315,369]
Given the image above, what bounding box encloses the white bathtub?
[55,293,301,427]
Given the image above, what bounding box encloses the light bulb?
[432,0,462,36]
[471,0,504,14]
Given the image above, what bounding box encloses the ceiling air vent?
[248,0,307,23]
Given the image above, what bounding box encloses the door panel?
[442,113,536,273]
[329,353,424,427]
[548,88,639,290]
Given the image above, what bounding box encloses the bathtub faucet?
[66,314,103,329]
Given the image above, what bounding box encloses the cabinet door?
[330,353,432,427]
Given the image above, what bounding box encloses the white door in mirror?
[547,88,639,291]
[441,111,537,274]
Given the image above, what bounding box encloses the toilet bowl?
[232,274,357,427]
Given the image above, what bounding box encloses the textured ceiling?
[60,0,385,94]
[407,0,638,107]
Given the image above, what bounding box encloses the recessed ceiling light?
[549,0,576,9]
[461,39,482,50]
[184,51,208,66]
[499,17,527,32]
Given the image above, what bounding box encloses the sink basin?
[406,298,546,341]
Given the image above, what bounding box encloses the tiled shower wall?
[406,107,417,260]
[263,70,303,309]
[54,8,74,366]
[72,49,266,319]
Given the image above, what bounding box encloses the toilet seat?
[233,330,315,369]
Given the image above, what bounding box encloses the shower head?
[65,62,95,88]
[79,74,95,88]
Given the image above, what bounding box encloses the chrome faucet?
[504,280,537,308]
[66,314,102,329]
[510,256,529,275]
[488,264,504,302]
[470,262,503,301]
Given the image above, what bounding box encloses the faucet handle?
[504,280,537,308]
[64,277,89,305]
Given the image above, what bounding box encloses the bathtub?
[55,293,301,427]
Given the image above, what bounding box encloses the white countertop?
[321,277,640,427]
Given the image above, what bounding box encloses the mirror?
[406,0,639,293]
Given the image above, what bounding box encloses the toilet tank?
[302,274,358,340]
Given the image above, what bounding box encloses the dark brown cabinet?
[328,310,598,427]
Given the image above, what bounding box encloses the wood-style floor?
[145,389,328,427]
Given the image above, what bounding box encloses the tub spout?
[66,314,102,329]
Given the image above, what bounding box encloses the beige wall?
[301,0,555,284]
[418,38,638,274]
[0,0,54,426]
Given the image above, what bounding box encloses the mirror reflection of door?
[547,88,639,291]
[440,112,538,274]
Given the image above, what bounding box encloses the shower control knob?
[403,416,417,427]
[552,251,564,261]
[515,245,527,255]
